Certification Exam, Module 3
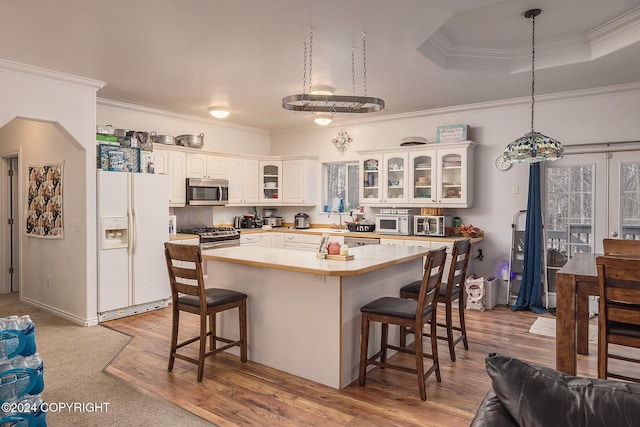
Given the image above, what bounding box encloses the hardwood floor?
[103,304,602,426]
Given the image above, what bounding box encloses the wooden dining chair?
[359,246,447,401]
[603,238,640,257]
[164,242,247,382]
[399,238,472,361]
[595,255,640,383]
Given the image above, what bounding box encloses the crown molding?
[420,6,640,74]
[0,58,105,90]
[588,5,640,59]
[97,98,269,135]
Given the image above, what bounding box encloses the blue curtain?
[512,162,546,314]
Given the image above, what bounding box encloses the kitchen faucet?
[327,211,348,230]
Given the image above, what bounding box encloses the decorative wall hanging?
[25,161,64,239]
[332,130,352,153]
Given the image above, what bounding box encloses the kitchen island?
[201,244,432,388]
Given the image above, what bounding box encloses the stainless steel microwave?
[186,178,229,206]
[414,215,452,236]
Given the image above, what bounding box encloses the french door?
[544,150,640,303]
[608,152,640,240]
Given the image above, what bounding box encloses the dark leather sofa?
[470,353,640,427]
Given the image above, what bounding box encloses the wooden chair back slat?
[595,254,640,381]
[165,243,206,300]
[603,238,640,257]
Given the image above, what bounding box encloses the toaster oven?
[414,215,452,237]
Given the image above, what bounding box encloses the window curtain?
[326,164,346,200]
[512,162,546,314]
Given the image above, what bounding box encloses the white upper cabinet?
[168,151,186,206]
[383,153,409,205]
[152,146,316,207]
[359,153,409,205]
[259,160,281,204]
[186,153,226,178]
[359,141,476,208]
[151,149,169,175]
[282,158,316,205]
[360,154,383,204]
[408,151,436,204]
[226,157,259,205]
[151,146,186,206]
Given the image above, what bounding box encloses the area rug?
[529,316,597,342]
[0,293,210,426]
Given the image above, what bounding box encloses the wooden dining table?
[555,252,600,375]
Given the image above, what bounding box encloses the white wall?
[270,83,640,302]
[0,119,87,314]
[0,59,103,324]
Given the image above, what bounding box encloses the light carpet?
[1,293,211,426]
[529,316,598,343]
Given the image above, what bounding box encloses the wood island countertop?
[169,233,199,241]
[202,244,430,276]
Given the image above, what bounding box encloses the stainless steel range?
[179,226,240,250]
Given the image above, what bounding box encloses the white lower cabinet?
[280,232,344,251]
[283,233,299,250]
[240,232,271,247]
[380,238,403,246]
[270,232,285,249]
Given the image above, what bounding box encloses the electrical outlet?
[512,184,519,194]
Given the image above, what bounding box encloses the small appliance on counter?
[414,215,452,236]
[294,212,310,229]
[375,209,418,235]
[263,208,283,227]
[240,214,262,229]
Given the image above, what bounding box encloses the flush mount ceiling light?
[208,107,230,119]
[282,30,385,121]
[313,113,333,126]
[503,9,563,164]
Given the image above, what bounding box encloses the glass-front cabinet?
[360,141,476,207]
[409,152,436,203]
[383,153,408,204]
[438,150,464,203]
[361,154,382,203]
[260,160,281,204]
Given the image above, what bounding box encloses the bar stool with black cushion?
[399,238,471,362]
[164,242,247,382]
[358,246,447,401]
[595,255,640,383]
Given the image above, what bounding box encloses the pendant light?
[503,9,563,163]
[282,30,385,123]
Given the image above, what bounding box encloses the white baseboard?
[98,299,169,322]
[19,295,98,326]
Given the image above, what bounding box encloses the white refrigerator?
[97,170,170,317]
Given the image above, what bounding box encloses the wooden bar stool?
[399,238,471,361]
[358,246,447,400]
[164,242,247,382]
[595,255,640,383]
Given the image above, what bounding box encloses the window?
[324,162,359,211]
